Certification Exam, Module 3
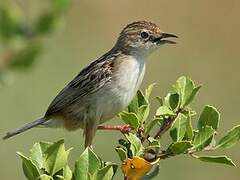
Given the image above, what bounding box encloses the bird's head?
[115,21,178,56]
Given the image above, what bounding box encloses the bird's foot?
[97,124,132,134]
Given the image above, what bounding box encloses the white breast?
[98,56,146,122]
[114,56,145,105]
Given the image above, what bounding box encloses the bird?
[2,21,177,147]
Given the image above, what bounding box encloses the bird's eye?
[140,31,149,39]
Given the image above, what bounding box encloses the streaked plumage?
[3,21,177,147]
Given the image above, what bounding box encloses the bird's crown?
[115,21,177,56]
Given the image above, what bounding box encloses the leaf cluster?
[17,76,240,180]
[116,76,240,178]
[18,140,117,180]
[0,0,69,84]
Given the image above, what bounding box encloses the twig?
[188,146,217,154]
[152,146,217,162]
[154,108,183,139]
[154,116,175,139]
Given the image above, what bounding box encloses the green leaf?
[145,118,163,136]
[147,137,161,149]
[185,114,194,140]
[137,105,149,124]
[172,76,194,107]
[156,96,163,106]
[36,174,53,180]
[93,163,118,180]
[167,141,193,155]
[39,141,53,152]
[10,44,42,69]
[184,85,201,106]
[197,105,220,130]
[115,146,128,161]
[172,76,200,107]
[36,13,55,34]
[119,111,139,129]
[118,139,132,158]
[0,7,19,40]
[17,152,41,180]
[128,95,139,114]
[193,126,215,150]
[145,83,156,100]
[119,139,130,148]
[73,148,101,180]
[170,113,188,142]
[128,90,149,123]
[156,106,176,117]
[164,93,179,110]
[136,90,148,106]
[194,155,236,167]
[29,142,52,169]
[63,165,72,180]
[217,125,240,148]
[123,94,150,124]
[128,90,148,112]
[55,175,64,180]
[45,139,70,175]
[125,133,144,156]
[189,109,197,117]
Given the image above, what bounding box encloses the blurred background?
[0,0,240,179]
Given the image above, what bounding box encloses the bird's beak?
[153,32,178,44]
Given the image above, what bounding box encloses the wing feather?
[45,54,116,116]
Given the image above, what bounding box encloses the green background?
[1,0,240,179]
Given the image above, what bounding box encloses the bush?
[17,76,240,180]
[0,0,69,85]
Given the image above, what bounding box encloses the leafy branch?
[17,76,240,180]
[0,0,69,85]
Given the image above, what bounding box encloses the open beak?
[153,32,178,44]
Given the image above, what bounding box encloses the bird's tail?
[2,117,46,140]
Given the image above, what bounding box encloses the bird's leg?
[84,127,93,148]
[84,121,97,148]
[97,124,132,134]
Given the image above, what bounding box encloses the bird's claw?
[119,125,132,134]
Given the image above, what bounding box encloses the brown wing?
[45,53,116,116]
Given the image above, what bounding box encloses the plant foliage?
[0,0,69,85]
[18,76,240,179]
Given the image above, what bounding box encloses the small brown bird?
[3,21,177,147]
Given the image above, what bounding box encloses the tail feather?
[2,118,45,140]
